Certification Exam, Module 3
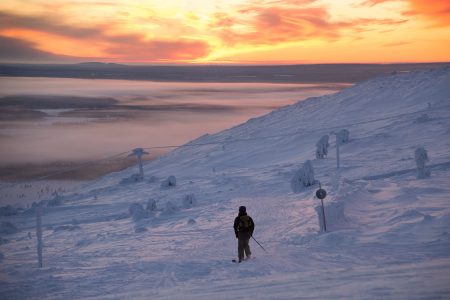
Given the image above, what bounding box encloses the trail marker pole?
[36,208,43,268]
[315,182,328,232]
[336,138,340,169]
[320,198,327,232]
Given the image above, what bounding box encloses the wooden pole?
[36,208,43,268]
[336,137,340,169]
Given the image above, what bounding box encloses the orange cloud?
[364,0,450,27]
[211,4,406,47]
[0,28,106,57]
[406,0,450,26]
[104,38,210,61]
[0,10,210,62]
[213,7,340,46]
[0,11,103,39]
[0,35,76,62]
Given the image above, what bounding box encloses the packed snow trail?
[1,67,450,299]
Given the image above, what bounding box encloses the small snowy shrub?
[128,203,148,221]
[0,252,4,261]
[148,176,158,183]
[182,194,197,208]
[134,226,147,233]
[168,175,176,186]
[120,174,142,184]
[161,175,177,188]
[315,135,330,159]
[47,194,63,206]
[0,205,17,216]
[337,129,350,145]
[291,160,316,193]
[187,218,196,225]
[0,221,19,234]
[146,199,157,212]
[53,225,81,232]
[415,147,430,179]
[163,201,178,215]
[24,202,43,214]
[76,239,92,247]
[415,113,431,123]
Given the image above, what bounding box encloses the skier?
[233,206,255,263]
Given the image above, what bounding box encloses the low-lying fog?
[0,77,349,178]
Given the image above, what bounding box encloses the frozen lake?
[0,77,349,179]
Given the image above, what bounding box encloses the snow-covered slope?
[1,67,450,299]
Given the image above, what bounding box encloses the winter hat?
[239,206,246,213]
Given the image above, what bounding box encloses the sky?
[0,0,449,64]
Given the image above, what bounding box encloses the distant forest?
[0,62,448,83]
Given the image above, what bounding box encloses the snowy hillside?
[1,67,450,299]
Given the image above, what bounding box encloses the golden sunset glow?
[0,0,449,63]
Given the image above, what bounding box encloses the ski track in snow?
[1,67,450,299]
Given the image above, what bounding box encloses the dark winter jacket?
[234,212,254,240]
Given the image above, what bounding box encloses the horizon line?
[1,61,450,67]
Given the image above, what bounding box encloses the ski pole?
[251,236,267,252]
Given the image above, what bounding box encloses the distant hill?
[76,62,125,67]
[0,62,448,83]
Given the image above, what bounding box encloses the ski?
[232,257,255,263]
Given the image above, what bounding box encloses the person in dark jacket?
[233,206,255,262]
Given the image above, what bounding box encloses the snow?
[1,67,450,299]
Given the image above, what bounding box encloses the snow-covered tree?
[315,135,329,159]
[0,221,19,234]
[0,205,18,216]
[337,129,350,145]
[415,147,430,179]
[128,203,148,221]
[291,160,316,193]
[161,175,177,188]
